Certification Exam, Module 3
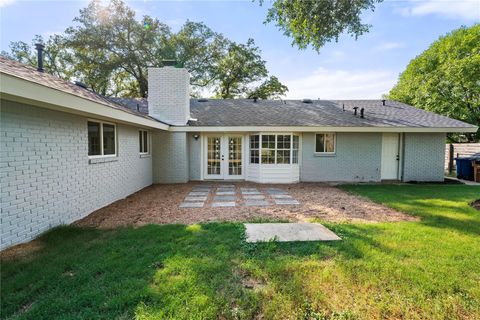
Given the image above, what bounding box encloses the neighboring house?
[0,55,477,249]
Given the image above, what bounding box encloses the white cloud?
[398,0,480,21]
[0,0,15,8]
[373,42,404,52]
[284,67,398,100]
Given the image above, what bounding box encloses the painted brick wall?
[152,131,189,183]
[403,132,445,182]
[301,132,382,182]
[0,100,153,250]
[147,67,190,125]
[188,133,201,181]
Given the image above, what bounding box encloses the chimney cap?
[35,43,45,50]
[162,59,183,67]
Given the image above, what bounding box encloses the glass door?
[205,136,222,179]
[227,136,242,178]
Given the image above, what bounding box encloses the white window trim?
[88,119,117,159]
[139,129,150,155]
[314,133,336,155]
[249,133,301,165]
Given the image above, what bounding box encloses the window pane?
[262,135,275,149]
[88,121,101,156]
[250,150,259,164]
[293,135,299,149]
[315,134,325,153]
[325,134,335,152]
[277,150,290,164]
[143,131,148,153]
[277,135,291,149]
[139,131,143,153]
[250,135,259,149]
[292,150,298,164]
[261,149,275,164]
[103,124,116,155]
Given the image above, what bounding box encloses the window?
[139,130,149,154]
[261,135,276,164]
[250,135,259,164]
[292,135,299,164]
[315,133,335,153]
[88,121,116,157]
[276,135,291,164]
[249,134,300,165]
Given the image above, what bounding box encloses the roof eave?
[169,125,478,133]
[0,72,169,130]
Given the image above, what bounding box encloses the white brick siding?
[0,100,152,250]
[147,67,190,125]
[152,131,189,183]
[301,132,382,182]
[403,133,445,182]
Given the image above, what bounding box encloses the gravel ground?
[74,182,417,228]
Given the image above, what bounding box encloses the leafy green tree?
[389,25,480,142]
[260,0,382,51]
[2,0,288,100]
[247,76,288,99]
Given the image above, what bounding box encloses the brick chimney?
[147,66,190,125]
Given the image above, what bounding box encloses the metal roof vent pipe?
[382,99,386,106]
[353,107,358,116]
[360,108,365,118]
[35,43,45,72]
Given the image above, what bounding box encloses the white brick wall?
[0,100,153,249]
[152,131,189,183]
[403,133,445,182]
[148,67,190,125]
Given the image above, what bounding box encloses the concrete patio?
[244,223,341,242]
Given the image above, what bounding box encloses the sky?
[0,0,479,99]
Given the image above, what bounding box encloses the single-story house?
[0,55,477,249]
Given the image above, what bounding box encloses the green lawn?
[1,185,479,319]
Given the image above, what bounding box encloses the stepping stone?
[217,187,235,191]
[189,192,209,196]
[244,223,341,242]
[267,189,288,195]
[245,200,270,207]
[214,195,236,201]
[274,199,299,205]
[218,184,235,188]
[179,202,204,208]
[212,202,236,207]
[241,188,259,191]
[242,191,262,195]
[243,195,265,200]
[216,191,235,195]
[194,184,212,187]
[272,194,293,199]
[192,187,211,192]
[185,196,208,202]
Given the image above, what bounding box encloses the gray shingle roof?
[0,56,154,121]
[189,99,476,128]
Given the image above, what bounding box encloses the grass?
[1,185,480,319]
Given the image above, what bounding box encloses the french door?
[204,135,243,180]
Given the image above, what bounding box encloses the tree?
[2,0,288,100]
[389,25,480,142]
[247,76,288,99]
[260,0,382,52]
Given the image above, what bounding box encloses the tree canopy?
[2,0,287,100]
[261,0,382,52]
[389,24,480,142]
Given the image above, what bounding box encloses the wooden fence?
[445,143,480,171]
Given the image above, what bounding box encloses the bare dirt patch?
[74,182,416,228]
[0,240,44,261]
[471,199,480,211]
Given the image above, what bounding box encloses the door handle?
[396,155,400,161]
[221,155,225,161]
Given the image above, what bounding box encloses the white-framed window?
[292,135,299,164]
[139,129,149,154]
[249,134,300,164]
[249,135,259,164]
[315,133,335,154]
[88,120,116,157]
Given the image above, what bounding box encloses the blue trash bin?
[455,157,474,180]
